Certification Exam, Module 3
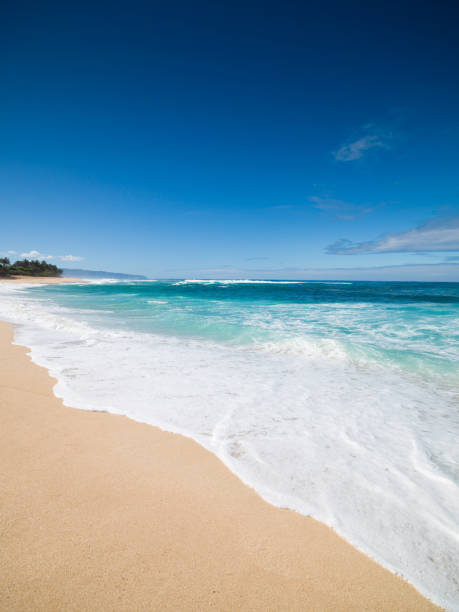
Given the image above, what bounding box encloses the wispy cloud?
[245,256,269,261]
[19,250,84,262]
[309,196,377,220]
[334,122,394,162]
[59,254,84,261]
[326,216,459,255]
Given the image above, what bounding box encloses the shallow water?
[1,279,458,610]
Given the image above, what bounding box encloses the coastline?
[0,318,440,611]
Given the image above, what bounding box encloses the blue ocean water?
[1,279,458,609]
[37,279,459,366]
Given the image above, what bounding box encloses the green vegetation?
[0,257,62,277]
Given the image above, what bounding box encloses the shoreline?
[0,318,441,611]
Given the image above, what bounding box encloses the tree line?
[0,257,63,277]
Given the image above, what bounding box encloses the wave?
[172,279,356,285]
[82,278,159,285]
[173,279,305,285]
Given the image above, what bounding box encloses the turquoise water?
[34,279,459,380]
[1,279,458,609]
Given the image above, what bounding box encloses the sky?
[2,0,459,280]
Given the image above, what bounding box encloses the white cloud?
[18,250,84,261]
[59,254,84,262]
[7,250,17,255]
[327,216,459,254]
[21,250,54,260]
[334,122,393,162]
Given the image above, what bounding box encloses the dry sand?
[0,320,441,611]
[0,276,81,284]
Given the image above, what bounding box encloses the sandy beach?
[0,276,82,284]
[0,315,441,612]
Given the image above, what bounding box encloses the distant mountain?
[62,268,148,280]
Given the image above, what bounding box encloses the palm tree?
[0,257,10,276]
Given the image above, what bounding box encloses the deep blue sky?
[2,0,459,279]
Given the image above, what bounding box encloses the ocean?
[0,279,458,610]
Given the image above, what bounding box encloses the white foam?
[82,278,158,284]
[0,284,458,611]
[173,279,304,285]
[258,336,349,359]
